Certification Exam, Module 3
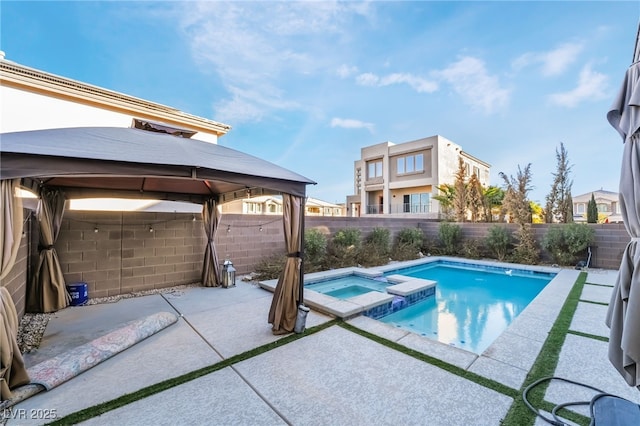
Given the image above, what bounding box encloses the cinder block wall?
[57,211,207,298]
[0,209,32,317]
[48,212,630,300]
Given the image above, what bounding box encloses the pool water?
[306,275,389,299]
[378,262,553,354]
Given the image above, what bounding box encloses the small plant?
[326,227,361,268]
[359,227,391,267]
[253,253,286,280]
[392,227,424,261]
[485,225,512,261]
[304,228,327,273]
[511,224,539,265]
[460,238,482,259]
[438,222,461,255]
[542,223,595,266]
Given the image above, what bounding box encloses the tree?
[483,185,505,222]
[453,156,468,222]
[587,193,598,223]
[467,172,485,222]
[500,164,539,263]
[545,142,574,223]
[434,184,455,220]
[530,201,544,224]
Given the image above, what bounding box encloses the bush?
[304,228,327,273]
[542,223,595,266]
[438,222,461,255]
[460,238,482,259]
[254,253,286,280]
[326,227,361,268]
[359,227,391,267]
[392,227,424,261]
[485,225,512,261]
[510,224,540,265]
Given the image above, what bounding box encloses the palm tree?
[434,184,455,220]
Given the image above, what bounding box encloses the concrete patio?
[4,267,639,425]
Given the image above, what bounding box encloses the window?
[368,160,383,179]
[403,192,430,213]
[396,153,424,175]
[245,202,262,214]
[577,204,585,214]
[597,203,609,213]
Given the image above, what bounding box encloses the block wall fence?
[1,210,629,318]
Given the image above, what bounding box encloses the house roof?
[573,189,619,203]
[0,58,231,136]
[1,126,315,200]
[242,195,341,208]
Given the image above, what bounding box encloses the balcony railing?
[365,203,432,215]
[366,204,383,214]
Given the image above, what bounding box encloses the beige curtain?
[268,194,302,335]
[0,179,29,401]
[27,188,69,313]
[0,180,23,280]
[201,198,222,287]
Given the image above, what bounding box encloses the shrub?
[326,227,361,268]
[359,227,391,267]
[304,228,327,273]
[510,224,539,265]
[254,253,286,280]
[438,222,461,255]
[392,227,424,261]
[460,238,482,259]
[542,223,595,266]
[485,225,512,261]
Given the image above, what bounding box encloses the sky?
[2,1,639,205]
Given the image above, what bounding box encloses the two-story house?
[573,189,623,223]
[346,135,490,218]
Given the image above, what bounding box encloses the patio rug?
[27,311,178,390]
[1,311,178,409]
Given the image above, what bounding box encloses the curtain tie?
[287,252,302,258]
[38,244,55,251]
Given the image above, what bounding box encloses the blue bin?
[66,282,88,306]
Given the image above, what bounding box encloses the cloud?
[434,56,510,114]
[336,64,358,78]
[355,72,438,93]
[548,64,609,108]
[513,42,584,76]
[330,117,374,133]
[179,2,373,123]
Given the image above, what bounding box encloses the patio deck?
[3,267,638,425]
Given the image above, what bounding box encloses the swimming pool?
[305,275,390,299]
[378,261,554,353]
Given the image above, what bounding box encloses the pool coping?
[259,256,572,390]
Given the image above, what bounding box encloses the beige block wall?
[0,209,32,317]
[7,211,630,319]
[56,211,207,299]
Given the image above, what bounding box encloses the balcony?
[365,203,432,215]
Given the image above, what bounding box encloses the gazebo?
[0,125,315,401]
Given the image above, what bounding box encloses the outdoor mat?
[1,311,178,409]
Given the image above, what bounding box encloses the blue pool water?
[305,275,389,299]
[379,261,554,354]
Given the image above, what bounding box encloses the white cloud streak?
[434,56,510,114]
[548,64,609,108]
[356,72,438,93]
[330,117,374,133]
[513,42,584,76]
[178,1,373,124]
